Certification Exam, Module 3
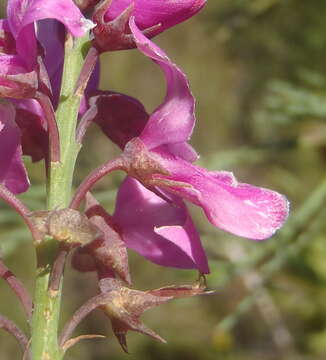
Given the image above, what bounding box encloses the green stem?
[31,34,89,360]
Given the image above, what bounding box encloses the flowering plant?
[0,1,289,359]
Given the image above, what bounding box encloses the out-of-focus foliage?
[1,0,326,359]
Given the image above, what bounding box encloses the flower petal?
[14,100,48,162]
[7,0,94,68]
[113,177,209,273]
[36,20,65,106]
[106,0,206,35]
[0,101,29,194]
[158,142,199,163]
[152,150,289,240]
[88,91,149,149]
[130,18,196,149]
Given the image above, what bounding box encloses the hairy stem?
[31,33,90,360]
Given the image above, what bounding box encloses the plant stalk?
[31,33,90,360]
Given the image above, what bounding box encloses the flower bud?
[92,0,206,52]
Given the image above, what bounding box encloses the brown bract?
[83,192,131,284]
[98,278,207,352]
[30,208,100,247]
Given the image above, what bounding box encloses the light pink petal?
[113,177,209,273]
[0,101,29,194]
[106,0,206,35]
[130,18,196,150]
[7,0,94,69]
[152,150,289,240]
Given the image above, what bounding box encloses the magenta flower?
[92,0,206,51]
[82,18,289,241]
[0,101,29,194]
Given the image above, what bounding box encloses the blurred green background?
[1,0,326,359]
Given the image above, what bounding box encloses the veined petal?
[151,150,289,240]
[113,177,209,273]
[130,18,196,149]
[0,101,29,194]
[105,0,206,35]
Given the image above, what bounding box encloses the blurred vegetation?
[1,0,326,359]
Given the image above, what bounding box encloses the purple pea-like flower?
[84,18,289,241]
